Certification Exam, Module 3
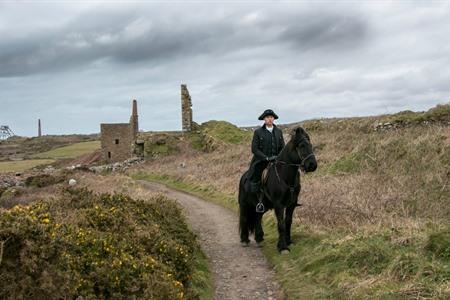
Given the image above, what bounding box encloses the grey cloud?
[0,5,369,77]
[1,3,449,136]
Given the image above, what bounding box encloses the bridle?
[270,139,315,185]
[275,140,315,170]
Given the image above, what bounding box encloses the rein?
[267,147,315,206]
[257,136,316,212]
[272,145,315,182]
[276,152,315,168]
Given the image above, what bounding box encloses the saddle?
[261,166,270,186]
[245,164,272,194]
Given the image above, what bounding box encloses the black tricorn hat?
[258,109,279,120]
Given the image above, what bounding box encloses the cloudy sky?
[1,1,449,136]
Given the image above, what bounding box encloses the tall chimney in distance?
[130,99,138,139]
[38,119,42,137]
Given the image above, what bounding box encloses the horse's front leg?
[274,205,289,253]
[285,204,296,246]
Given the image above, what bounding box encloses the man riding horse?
[240,109,317,252]
[247,109,285,198]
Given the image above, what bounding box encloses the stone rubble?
[86,157,144,173]
[374,119,450,132]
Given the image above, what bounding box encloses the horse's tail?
[239,173,257,237]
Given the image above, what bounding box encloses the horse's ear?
[291,128,297,136]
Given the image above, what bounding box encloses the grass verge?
[31,141,100,159]
[132,171,450,299]
[0,159,55,172]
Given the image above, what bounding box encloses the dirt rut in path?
[137,181,282,300]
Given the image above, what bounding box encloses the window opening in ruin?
[115,139,119,144]
[108,151,111,159]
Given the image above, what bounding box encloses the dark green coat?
[250,124,285,166]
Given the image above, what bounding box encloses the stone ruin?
[100,100,139,163]
[99,84,195,163]
[181,84,193,132]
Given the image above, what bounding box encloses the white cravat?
[266,126,274,133]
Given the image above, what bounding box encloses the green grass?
[31,141,100,159]
[200,120,251,145]
[328,152,364,174]
[0,159,55,173]
[191,248,214,300]
[132,171,450,299]
[132,172,238,213]
[140,133,180,157]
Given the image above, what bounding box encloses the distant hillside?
[283,103,450,132]
[0,134,98,161]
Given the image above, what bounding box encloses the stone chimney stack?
[130,99,139,139]
[38,119,42,137]
[181,84,193,132]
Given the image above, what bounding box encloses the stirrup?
[256,202,265,213]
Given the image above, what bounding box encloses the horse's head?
[291,126,317,172]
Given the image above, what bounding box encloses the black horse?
[239,126,317,253]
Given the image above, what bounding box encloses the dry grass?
[113,105,450,298]
[134,123,449,232]
[130,112,450,298]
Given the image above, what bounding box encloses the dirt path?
[137,181,282,300]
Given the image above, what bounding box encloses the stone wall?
[100,123,134,163]
[100,100,140,163]
[181,84,193,132]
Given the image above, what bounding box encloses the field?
[0,104,448,299]
[31,141,100,159]
[0,134,98,161]
[0,140,100,173]
[131,104,450,298]
[0,159,55,173]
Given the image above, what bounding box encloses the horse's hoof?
[280,249,290,255]
[241,241,250,247]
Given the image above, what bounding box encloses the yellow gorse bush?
[0,187,200,299]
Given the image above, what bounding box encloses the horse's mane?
[277,126,303,158]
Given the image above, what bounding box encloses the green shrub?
[328,153,363,174]
[24,174,65,188]
[0,187,7,198]
[425,228,450,260]
[0,188,201,299]
[143,133,180,157]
